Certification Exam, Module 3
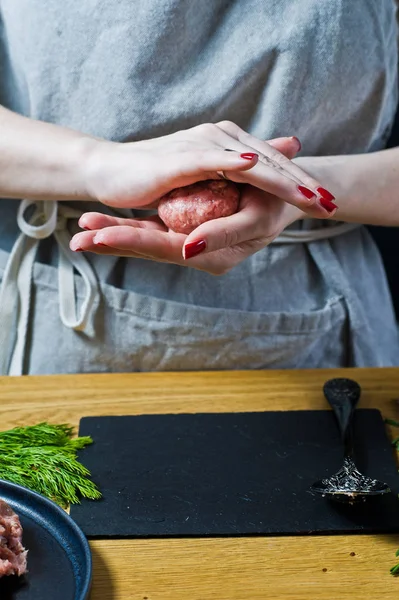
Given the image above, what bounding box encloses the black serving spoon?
[310,378,391,503]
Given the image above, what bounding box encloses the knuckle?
[266,149,289,166]
[216,120,239,136]
[303,175,320,190]
[221,227,240,248]
[217,119,235,129]
[197,122,219,138]
[237,129,253,144]
[189,123,204,134]
[253,235,275,249]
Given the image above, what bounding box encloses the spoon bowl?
[310,457,391,504]
[310,378,391,504]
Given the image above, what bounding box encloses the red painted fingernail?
[291,136,302,152]
[184,240,207,260]
[319,198,338,213]
[298,185,316,200]
[317,187,336,201]
[82,226,91,231]
[93,237,108,247]
[240,153,258,160]
[74,247,84,252]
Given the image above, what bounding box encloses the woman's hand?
[71,134,338,275]
[70,186,303,275]
[85,122,336,217]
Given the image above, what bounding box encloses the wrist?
[82,138,121,204]
[59,137,96,201]
[294,154,355,221]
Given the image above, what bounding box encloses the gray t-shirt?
[0,0,398,373]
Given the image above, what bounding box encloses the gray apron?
[0,0,398,374]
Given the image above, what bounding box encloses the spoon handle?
[322,378,361,458]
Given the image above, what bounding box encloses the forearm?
[0,105,97,201]
[295,148,399,226]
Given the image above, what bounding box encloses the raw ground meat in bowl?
[0,499,28,577]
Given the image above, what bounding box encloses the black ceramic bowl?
[0,479,92,600]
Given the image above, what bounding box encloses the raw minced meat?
[0,499,28,577]
[158,180,240,234]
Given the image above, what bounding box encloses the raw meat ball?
[0,499,28,577]
[158,180,240,234]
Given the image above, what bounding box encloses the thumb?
[267,136,301,160]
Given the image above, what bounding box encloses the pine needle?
[384,418,399,428]
[0,422,101,508]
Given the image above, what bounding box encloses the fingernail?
[298,185,316,200]
[291,136,302,152]
[183,240,207,260]
[78,219,89,230]
[319,198,338,213]
[73,247,84,252]
[93,236,108,247]
[317,187,335,202]
[82,226,91,231]
[240,153,258,161]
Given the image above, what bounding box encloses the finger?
[90,226,246,275]
[70,228,165,260]
[225,159,334,217]
[164,147,258,182]
[133,148,259,203]
[225,136,300,160]
[181,187,277,258]
[89,226,187,263]
[267,136,301,160]
[70,229,98,251]
[71,217,169,250]
[95,146,260,210]
[71,223,252,275]
[212,126,334,216]
[78,212,166,232]
[216,121,337,212]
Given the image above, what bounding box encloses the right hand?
[84,122,335,218]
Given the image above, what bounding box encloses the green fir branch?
[0,422,101,508]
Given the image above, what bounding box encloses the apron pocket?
[96,282,348,371]
[0,250,349,374]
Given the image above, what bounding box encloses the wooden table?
[1,368,399,599]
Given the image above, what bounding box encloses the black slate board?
[71,410,399,538]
